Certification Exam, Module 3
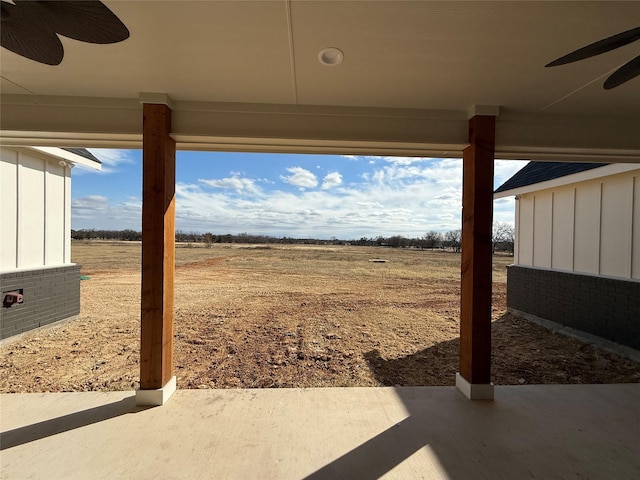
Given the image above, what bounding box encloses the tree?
[385,235,407,248]
[492,222,515,255]
[202,232,215,248]
[423,230,443,250]
[444,229,461,252]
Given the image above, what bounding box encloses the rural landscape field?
[1,242,638,393]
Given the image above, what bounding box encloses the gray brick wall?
[507,265,640,350]
[0,265,80,339]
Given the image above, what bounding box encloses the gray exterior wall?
[0,265,80,339]
[507,265,640,350]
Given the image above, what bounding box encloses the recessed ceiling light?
[318,47,344,66]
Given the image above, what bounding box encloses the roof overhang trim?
[494,164,640,198]
[26,146,102,170]
[2,95,639,161]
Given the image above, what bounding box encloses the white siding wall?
[64,173,72,263]
[516,170,640,280]
[0,147,72,272]
[600,176,633,277]
[514,196,520,263]
[533,194,552,268]
[551,189,574,271]
[45,162,66,265]
[574,182,600,274]
[19,153,46,267]
[0,149,18,269]
[518,195,534,266]
[634,177,640,279]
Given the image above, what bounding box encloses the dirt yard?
[0,242,638,393]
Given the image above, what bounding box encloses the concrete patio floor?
[1,384,639,480]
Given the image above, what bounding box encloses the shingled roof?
[494,162,608,194]
[61,148,101,164]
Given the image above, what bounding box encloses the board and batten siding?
[514,170,640,280]
[0,147,72,271]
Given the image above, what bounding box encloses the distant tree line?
[71,225,513,254]
[350,230,462,251]
[71,229,142,241]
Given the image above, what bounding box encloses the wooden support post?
[457,114,495,399]
[138,102,176,405]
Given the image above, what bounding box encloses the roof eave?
[26,146,102,171]
[494,163,640,198]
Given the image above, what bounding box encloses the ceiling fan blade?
[1,1,63,65]
[39,1,130,44]
[604,55,640,89]
[546,26,640,67]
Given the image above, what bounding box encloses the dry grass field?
[0,242,638,393]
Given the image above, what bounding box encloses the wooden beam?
[459,115,495,385]
[140,103,175,390]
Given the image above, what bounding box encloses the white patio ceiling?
[1,1,639,161]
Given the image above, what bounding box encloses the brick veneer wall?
[0,265,80,339]
[507,265,640,350]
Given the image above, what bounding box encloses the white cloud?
[433,192,457,200]
[491,159,524,227]
[71,195,141,230]
[172,159,471,238]
[356,201,384,209]
[493,197,516,226]
[494,159,526,189]
[377,156,428,166]
[72,195,109,211]
[81,149,138,174]
[199,176,261,195]
[367,158,462,186]
[71,155,520,238]
[280,167,318,189]
[321,172,342,189]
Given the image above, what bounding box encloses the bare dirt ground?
[0,242,638,393]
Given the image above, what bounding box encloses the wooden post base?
[136,376,177,406]
[455,373,494,400]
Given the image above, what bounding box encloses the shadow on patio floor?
[1,395,149,450]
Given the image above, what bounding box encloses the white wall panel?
[572,181,601,274]
[533,193,552,268]
[514,198,521,263]
[551,188,574,271]
[64,173,72,263]
[600,176,632,277]
[518,196,534,266]
[2,147,73,271]
[0,148,18,270]
[18,152,46,267]
[632,176,640,279]
[45,162,66,265]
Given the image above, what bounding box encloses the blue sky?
[71,150,524,239]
